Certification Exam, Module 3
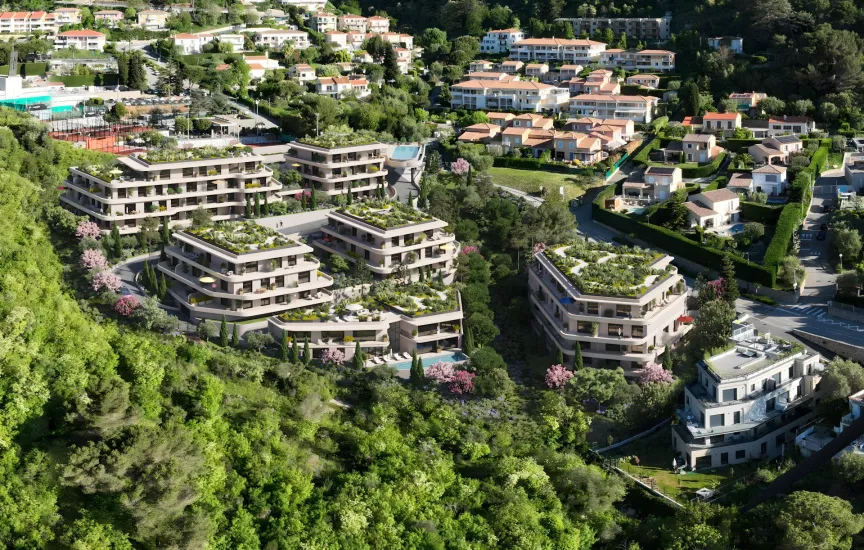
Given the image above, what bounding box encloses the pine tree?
[245,195,252,218]
[303,335,311,365]
[111,224,122,259]
[254,193,261,217]
[290,336,299,363]
[353,341,365,369]
[263,193,270,216]
[310,185,317,209]
[721,254,739,305]
[409,350,424,388]
[231,323,239,347]
[464,328,475,355]
[161,215,170,244]
[556,347,564,366]
[573,343,583,370]
[220,315,228,347]
[347,183,353,204]
[663,348,673,371]
[280,329,288,361]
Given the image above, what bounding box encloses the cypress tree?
[254,193,261,217]
[245,195,252,218]
[419,266,425,281]
[573,343,583,371]
[347,183,353,204]
[663,348,673,371]
[556,347,564,366]
[303,335,311,365]
[409,350,424,388]
[280,329,288,361]
[159,244,167,262]
[161,215,170,244]
[263,193,270,216]
[310,185,318,209]
[158,272,168,299]
[464,328,475,355]
[111,224,122,259]
[231,323,239,347]
[220,315,228,347]
[353,341,364,369]
[300,192,307,209]
[290,336,299,363]
[721,253,739,305]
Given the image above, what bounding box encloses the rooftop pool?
[389,350,468,370]
[390,145,420,161]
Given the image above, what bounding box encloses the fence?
[604,152,629,180]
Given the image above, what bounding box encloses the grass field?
[488,167,602,202]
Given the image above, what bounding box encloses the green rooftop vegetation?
[80,163,127,182]
[370,280,459,317]
[339,199,435,229]
[135,144,253,164]
[185,221,297,254]
[279,297,386,323]
[297,127,380,148]
[544,240,674,297]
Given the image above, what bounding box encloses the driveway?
[797,178,840,303]
[113,253,158,302]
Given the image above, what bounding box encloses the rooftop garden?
[370,280,459,317]
[80,163,128,182]
[298,127,380,149]
[184,221,297,254]
[134,144,253,164]
[279,297,386,323]
[338,199,434,229]
[543,240,674,297]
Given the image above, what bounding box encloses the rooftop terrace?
[131,144,254,165]
[183,221,299,255]
[542,240,674,297]
[297,129,381,149]
[337,200,435,230]
[279,296,386,323]
[369,280,459,317]
[704,324,805,379]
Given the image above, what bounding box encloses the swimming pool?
[729,223,744,234]
[390,145,420,161]
[389,350,468,370]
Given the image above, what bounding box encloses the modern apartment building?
[61,147,281,234]
[314,200,459,283]
[253,29,310,49]
[569,94,659,123]
[337,14,367,32]
[450,80,570,113]
[55,29,106,51]
[137,9,168,30]
[480,28,525,54]
[674,323,824,470]
[599,49,675,71]
[94,10,124,27]
[286,136,388,199]
[159,221,333,321]
[509,38,606,64]
[311,12,337,32]
[556,14,673,41]
[529,241,689,374]
[0,11,58,34]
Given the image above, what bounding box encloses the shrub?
[448,370,475,395]
[743,292,777,305]
[320,347,345,365]
[680,152,727,178]
[92,270,121,293]
[246,331,275,352]
[80,248,108,269]
[545,364,574,389]
[426,361,455,383]
[114,295,140,316]
[763,204,802,270]
[741,201,781,223]
[743,222,765,241]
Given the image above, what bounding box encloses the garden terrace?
[297,130,380,149]
[78,163,130,183]
[542,240,674,297]
[183,221,299,255]
[130,145,254,165]
[336,200,435,230]
[370,281,460,317]
[279,297,387,323]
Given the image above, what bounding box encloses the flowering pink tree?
[321,347,346,365]
[705,278,725,300]
[460,245,481,256]
[448,370,475,395]
[92,271,122,293]
[114,295,140,316]
[451,158,470,176]
[545,364,574,389]
[637,363,674,385]
[80,248,108,270]
[533,242,547,254]
[75,220,101,240]
[426,361,455,383]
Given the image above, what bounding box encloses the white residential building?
[324,30,349,49]
[285,137,388,199]
[685,189,740,230]
[53,7,81,25]
[217,34,246,52]
[278,0,327,10]
[569,94,659,123]
[450,80,570,113]
[0,11,58,34]
[290,63,316,83]
[529,241,690,374]
[366,15,389,33]
[55,29,106,51]
[675,323,824,470]
[311,12,337,32]
[253,29,310,49]
[337,14,367,32]
[172,33,216,55]
[768,116,816,136]
[94,10,124,28]
[709,36,744,54]
[623,166,684,201]
[480,28,525,54]
[509,38,606,64]
[137,9,168,30]
[315,76,370,98]
[599,49,675,71]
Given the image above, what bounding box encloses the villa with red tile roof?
[702,112,742,137]
[55,29,105,51]
[451,80,570,113]
[509,38,606,64]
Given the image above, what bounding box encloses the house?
[768,116,816,137]
[626,74,661,88]
[450,80,570,113]
[765,135,803,155]
[464,71,519,82]
[498,60,524,73]
[729,91,767,110]
[685,189,740,230]
[623,166,683,200]
[378,32,413,49]
[394,47,412,74]
[599,49,675,71]
[315,76,370,98]
[512,113,554,129]
[366,15,389,33]
[337,14,367,32]
[457,123,501,143]
[727,173,754,195]
[53,7,81,24]
[253,29,310,49]
[94,10,123,27]
[569,94,659,123]
[480,28,525,54]
[709,36,744,54]
[565,117,635,140]
[584,71,620,95]
[352,50,373,63]
[559,64,584,79]
[501,127,553,155]
[844,153,864,191]
[743,119,769,139]
[552,132,603,164]
[509,38,606,64]
[217,34,246,52]
[748,135,802,165]
[324,30,348,49]
[752,164,788,195]
[702,112,741,137]
[55,29,105,51]
[311,12,337,32]
[278,0,327,10]
[242,54,280,79]
[556,14,673,41]
[674,322,824,469]
[172,33,216,54]
[682,134,721,163]
[137,9,168,30]
[487,112,516,127]
[469,60,494,72]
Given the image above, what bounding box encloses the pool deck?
[385,143,425,171]
[374,349,467,378]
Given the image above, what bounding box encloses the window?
[721,452,728,465]
[275,295,285,304]
[760,442,767,455]
[733,411,741,424]
[261,298,270,306]
[710,414,725,428]
[735,449,745,459]
[722,388,737,401]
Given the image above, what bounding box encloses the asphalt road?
[114,253,158,302]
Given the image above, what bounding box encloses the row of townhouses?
[310,12,390,33]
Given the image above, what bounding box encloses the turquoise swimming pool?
[391,145,420,160]
[389,351,468,370]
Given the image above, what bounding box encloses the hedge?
[592,183,776,287]
[680,152,727,178]
[702,176,727,192]
[633,137,661,165]
[493,157,573,173]
[741,201,783,224]
[721,138,762,153]
[685,183,702,195]
[49,74,118,87]
[763,203,802,269]
[0,62,47,77]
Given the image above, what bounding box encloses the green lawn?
[827,152,844,171]
[488,167,602,203]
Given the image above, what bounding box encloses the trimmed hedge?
[680,152,727,178]
[49,74,119,87]
[741,201,783,224]
[763,203,802,269]
[592,183,776,287]
[685,183,702,195]
[633,137,661,165]
[721,138,762,153]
